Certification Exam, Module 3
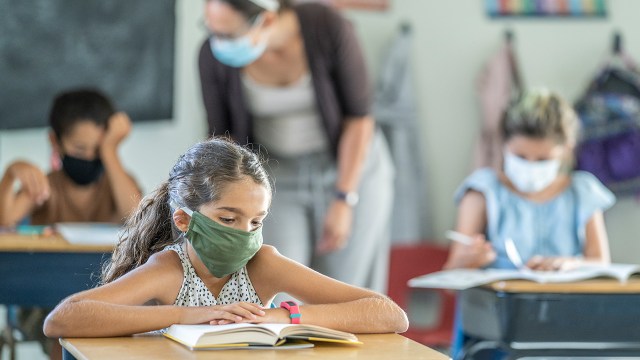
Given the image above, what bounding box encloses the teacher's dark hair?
[208,0,292,22]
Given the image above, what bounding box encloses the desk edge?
[59,338,89,360]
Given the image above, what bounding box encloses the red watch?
[280,301,301,324]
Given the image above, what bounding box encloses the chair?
[387,242,455,348]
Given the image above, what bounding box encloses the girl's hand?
[219,308,290,325]
[179,302,265,325]
[317,201,353,254]
[445,234,496,269]
[8,161,50,205]
[526,256,582,271]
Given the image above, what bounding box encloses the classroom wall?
[1,0,639,264]
[344,0,640,264]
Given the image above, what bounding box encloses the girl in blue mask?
[198,0,395,296]
[444,89,616,359]
[43,137,408,338]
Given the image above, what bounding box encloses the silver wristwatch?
[335,190,359,207]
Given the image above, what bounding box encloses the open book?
[409,263,640,290]
[164,323,362,350]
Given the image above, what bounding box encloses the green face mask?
[179,206,263,278]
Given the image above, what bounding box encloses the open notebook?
[55,222,121,246]
[409,263,640,290]
[164,323,362,350]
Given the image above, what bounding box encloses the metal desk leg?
[460,340,502,360]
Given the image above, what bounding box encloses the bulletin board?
[0,0,176,130]
[485,0,607,18]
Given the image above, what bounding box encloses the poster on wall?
[486,0,607,18]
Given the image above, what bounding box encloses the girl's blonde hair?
[101,137,272,284]
[501,88,580,147]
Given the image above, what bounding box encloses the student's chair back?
[387,242,455,349]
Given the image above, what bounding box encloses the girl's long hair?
[101,137,271,284]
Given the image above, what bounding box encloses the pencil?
[445,230,474,245]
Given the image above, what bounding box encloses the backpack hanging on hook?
[574,31,640,195]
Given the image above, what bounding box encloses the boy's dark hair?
[49,89,115,139]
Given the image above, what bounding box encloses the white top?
[242,72,329,157]
[150,242,262,334]
[165,242,262,306]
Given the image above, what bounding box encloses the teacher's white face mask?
[503,151,561,193]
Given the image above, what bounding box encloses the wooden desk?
[0,234,112,307]
[0,234,113,253]
[60,334,450,360]
[489,277,640,293]
[460,279,640,359]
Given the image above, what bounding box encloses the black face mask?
[61,155,104,185]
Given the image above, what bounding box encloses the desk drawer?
[461,287,640,343]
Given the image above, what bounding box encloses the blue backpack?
[575,61,640,195]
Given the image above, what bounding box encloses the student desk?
[60,334,450,360]
[0,234,112,307]
[459,278,640,359]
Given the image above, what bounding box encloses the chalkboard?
[0,0,175,130]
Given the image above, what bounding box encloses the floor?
[0,306,48,360]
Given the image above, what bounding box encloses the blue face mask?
[209,35,266,68]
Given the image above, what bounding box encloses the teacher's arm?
[317,9,376,253]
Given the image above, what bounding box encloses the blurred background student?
[0,88,141,359]
[0,89,141,227]
[198,0,394,293]
[444,88,615,358]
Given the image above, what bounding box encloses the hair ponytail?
[101,181,178,284]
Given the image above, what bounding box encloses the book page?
[261,323,360,343]
[165,324,279,348]
[55,222,121,246]
[533,263,640,283]
[408,268,526,290]
[164,323,359,349]
[409,263,640,290]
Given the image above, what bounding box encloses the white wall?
[345,0,640,264]
[1,0,639,264]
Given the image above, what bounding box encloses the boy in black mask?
[0,89,142,359]
[0,88,141,226]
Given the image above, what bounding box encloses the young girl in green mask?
[43,137,408,337]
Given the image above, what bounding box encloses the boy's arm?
[0,161,48,226]
[100,112,142,221]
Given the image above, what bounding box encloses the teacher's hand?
[316,201,353,254]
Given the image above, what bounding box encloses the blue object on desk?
[15,225,49,235]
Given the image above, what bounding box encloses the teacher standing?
[198,0,394,292]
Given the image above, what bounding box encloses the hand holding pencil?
[443,230,497,269]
